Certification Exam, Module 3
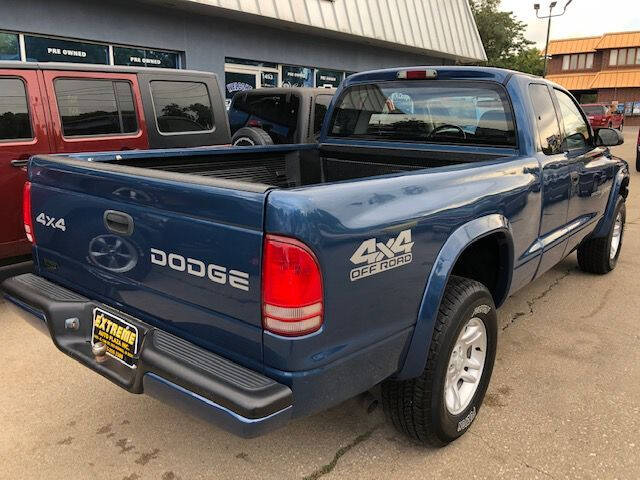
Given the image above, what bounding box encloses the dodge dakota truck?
[2,66,629,446]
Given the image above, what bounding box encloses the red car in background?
[581,103,624,130]
[0,62,230,277]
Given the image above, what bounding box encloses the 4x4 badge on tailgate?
[349,229,414,281]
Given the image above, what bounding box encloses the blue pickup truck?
[2,66,629,446]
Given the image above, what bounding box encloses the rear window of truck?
[329,81,516,147]
[150,80,213,134]
[55,79,138,137]
[0,78,32,141]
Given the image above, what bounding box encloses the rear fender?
[590,165,629,239]
[394,214,513,380]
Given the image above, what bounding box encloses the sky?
[499,0,640,48]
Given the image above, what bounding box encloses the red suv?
[0,62,230,274]
[581,103,624,130]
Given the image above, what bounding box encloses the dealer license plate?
[91,307,140,368]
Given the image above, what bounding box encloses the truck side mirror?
[594,127,623,147]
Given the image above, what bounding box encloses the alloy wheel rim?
[444,316,487,416]
[610,212,623,260]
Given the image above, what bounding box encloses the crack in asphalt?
[470,431,558,480]
[302,425,381,480]
[502,268,575,331]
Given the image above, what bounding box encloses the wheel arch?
[590,165,629,239]
[394,214,514,380]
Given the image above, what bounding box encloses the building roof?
[548,30,640,56]
[145,0,487,62]
[547,69,640,90]
[547,36,600,55]
[596,31,640,50]
[591,69,640,89]
[546,73,598,90]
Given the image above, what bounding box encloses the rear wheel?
[577,197,625,274]
[381,276,497,446]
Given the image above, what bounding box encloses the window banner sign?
[224,71,256,109]
[315,69,343,88]
[624,102,633,115]
[113,47,179,69]
[261,71,278,88]
[282,65,314,87]
[0,32,20,60]
[633,101,640,116]
[25,35,109,64]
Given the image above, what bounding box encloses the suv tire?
[577,197,625,274]
[381,276,497,446]
[232,127,274,146]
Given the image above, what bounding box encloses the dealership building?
[546,30,640,125]
[0,0,486,105]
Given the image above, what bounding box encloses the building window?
[150,81,213,134]
[618,49,627,65]
[627,48,636,65]
[577,53,586,69]
[0,78,32,141]
[586,53,594,69]
[282,65,314,88]
[54,79,138,137]
[610,49,618,66]
[569,54,578,69]
[316,69,344,88]
[113,46,179,69]
[25,35,110,64]
[562,55,570,70]
[0,32,20,61]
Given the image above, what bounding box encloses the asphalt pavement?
[1,128,638,480]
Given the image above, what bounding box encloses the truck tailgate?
[28,155,267,367]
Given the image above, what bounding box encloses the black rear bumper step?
[2,273,292,420]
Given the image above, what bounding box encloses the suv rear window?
[150,81,213,133]
[228,93,299,144]
[55,79,138,137]
[329,81,516,147]
[0,78,32,141]
[581,105,608,115]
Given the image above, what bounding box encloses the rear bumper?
[1,273,292,438]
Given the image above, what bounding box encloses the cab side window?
[555,89,590,151]
[529,84,562,155]
[0,78,32,141]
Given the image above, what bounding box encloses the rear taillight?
[396,69,438,80]
[262,235,323,336]
[23,181,34,244]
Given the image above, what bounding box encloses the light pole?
[535,0,573,77]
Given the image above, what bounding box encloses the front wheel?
[381,276,497,446]
[577,197,625,274]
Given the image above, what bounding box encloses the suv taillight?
[262,235,323,336]
[23,181,34,244]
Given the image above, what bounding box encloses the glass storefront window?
[0,32,20,61]
[24,35,109,64]
[261,71,278,88]
[113,46,179,69]
[282,65,314,88]
[315,69,343,88]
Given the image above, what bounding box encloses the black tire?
[232,127,273,146]
[577,197,625,274]
[381,276,497,446]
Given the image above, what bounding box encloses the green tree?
[469,0,544,76]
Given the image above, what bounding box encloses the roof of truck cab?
[0,60,215,77]
[344,66,535,85]
[234,87,336,97]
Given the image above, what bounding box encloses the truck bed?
[80,145,513,189]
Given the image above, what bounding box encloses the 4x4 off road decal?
[349,229,414,281]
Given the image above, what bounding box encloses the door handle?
[11,154,31,168]
[104,210,134,236]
